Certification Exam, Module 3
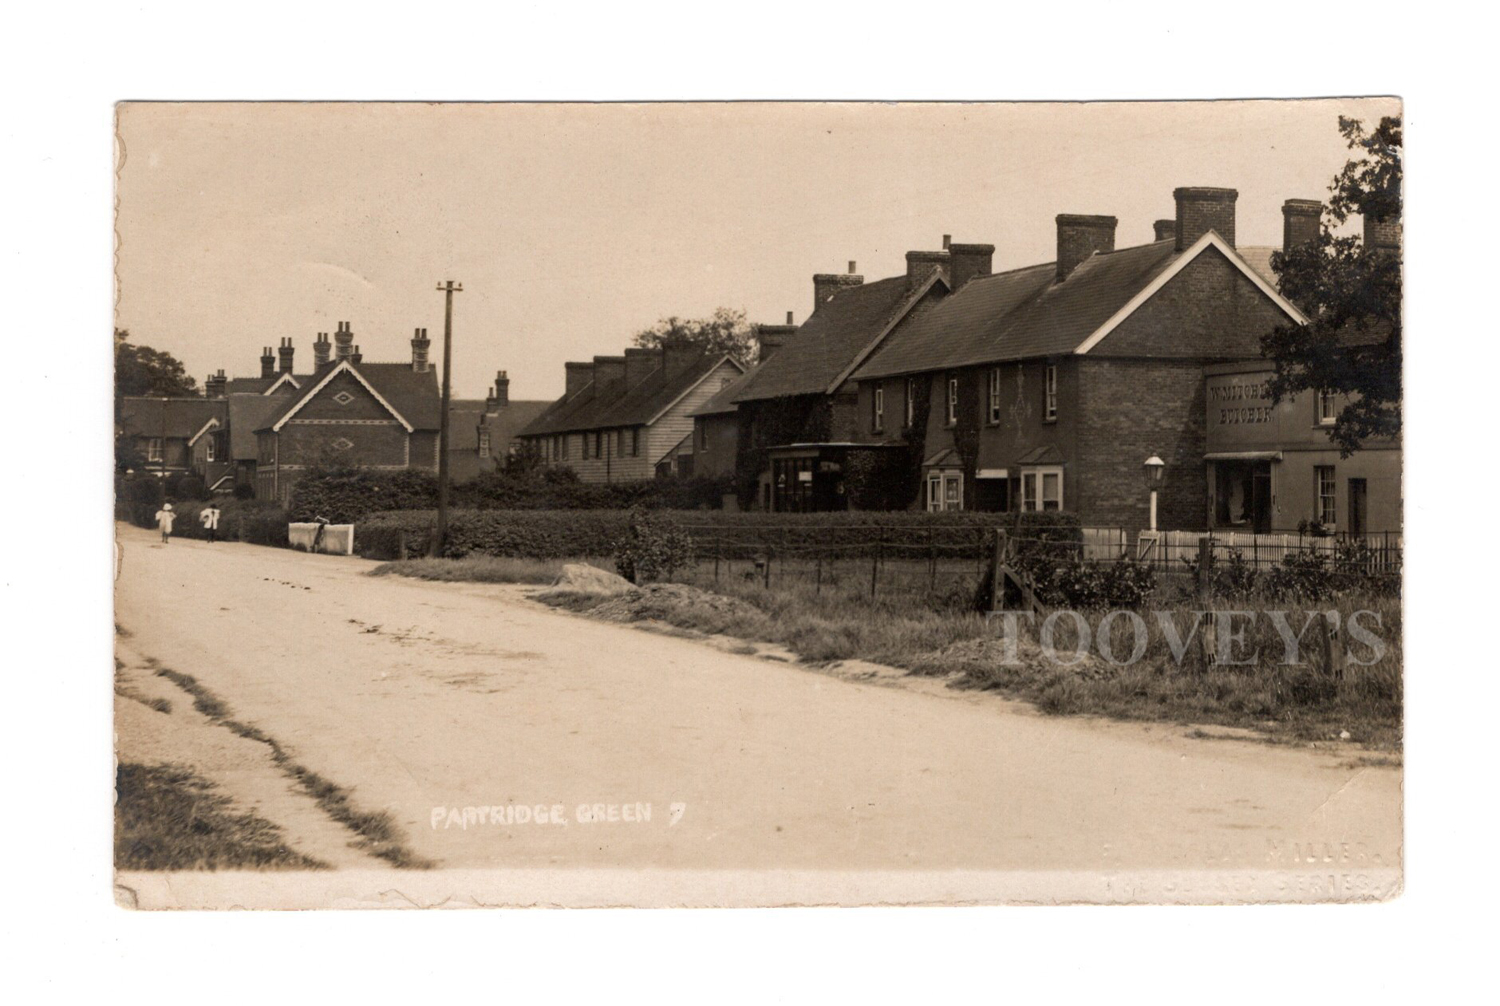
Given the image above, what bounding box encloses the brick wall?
[1099,246,1290,359]
[279,421,409,468]
[1075,357,1208,530]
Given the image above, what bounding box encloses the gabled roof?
[224,373,313,395]
[520,353,740,435]
[118,397,227,440]
[854,232,1305,380]
[260,360,441,432]
[729,271,945,402]
[227,392,287,460]
[691,365,759,417]
[445,399,552,451]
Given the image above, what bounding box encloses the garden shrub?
[613,510,694,584]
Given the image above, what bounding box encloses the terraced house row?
[682,185,1399,534]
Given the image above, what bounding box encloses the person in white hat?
[154,502,176,544]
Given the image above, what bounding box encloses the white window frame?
[1020,465,1064,512]
[146,437,163,462]
[1044,364,1058,422]
[1315,465,1337,526]
[1316,389,1337,425]
[987,367,1002,424]
[946,377,959,426]
[872,385,884,433]
[925,469,964,512]
[204,435,216,462]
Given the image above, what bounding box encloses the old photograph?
[111,99,1403,908]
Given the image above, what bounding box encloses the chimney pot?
[1173,186,1238,250]
[493,370,510,407]
[1055,214,1117,281]
[411,325,432,372]
[260,345,276,378]
[277,337,295,374]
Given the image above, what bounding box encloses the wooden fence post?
[1318,611,1347,682]
[990,529,1006,612]
[1197,536,1216,671]
[397,529,408,561]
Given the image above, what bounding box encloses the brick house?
[117,396,231,490]
[446,370,551,481]
[518,344,745,483]
[849,187,1308,529]
[702,248,963,511]
[252,321,441,502]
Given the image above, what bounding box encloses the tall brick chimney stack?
[564,361,594,399]
[1056,214,1117,281]
[1153,219,1176,242]
[350,345,363,365]
[623,348,656,389]
[813,261,864,310]
[755,312,797,362]
[948,242,995,292]
[277,337,294,374]
[1363,211,1401,257]
[411,327,431,372]
[905,249,950,287]
[313,331,332,368]
[593,355,627,388]
[1282,199,1323,254]
[205,370,227,398]
[1174,187,1238,250]
[334,321,354,361]
[260,346,275,378]
[493,371,509,408]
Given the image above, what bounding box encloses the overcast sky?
[116,98,1399,402]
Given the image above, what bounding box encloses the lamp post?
[1143,455,1165,532]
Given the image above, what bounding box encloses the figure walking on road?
[154,502,175,544]
[200,503,221,543]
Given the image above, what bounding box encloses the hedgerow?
[356,508,1075,561]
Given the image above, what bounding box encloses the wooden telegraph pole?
[432,280,463,557]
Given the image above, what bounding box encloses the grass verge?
[115,762,329,870]
[370,555,611,585]
[152,667,434,868]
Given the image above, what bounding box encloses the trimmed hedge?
[287,466,736,523]
[123,497,290,548]
[356,508,1080,561]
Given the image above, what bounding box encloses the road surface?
[113,524,1401,904]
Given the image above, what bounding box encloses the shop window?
[987,368,1002,424]
[872,385,884,433]
[1044,364,1058,422]
[1315,465,1337,526]
[1021,465,1064,511]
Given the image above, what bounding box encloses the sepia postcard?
[112,99,1403,909]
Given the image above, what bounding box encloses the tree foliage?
[1261,116,1401,456]
[633,307,757,364]
[115,328,199,401]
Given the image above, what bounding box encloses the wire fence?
[676,522,1402,603]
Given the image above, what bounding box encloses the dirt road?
[113,524,1400,903]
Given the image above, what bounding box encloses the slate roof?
[258,360,441,431]
[855,240,1182,380]
[445,399,551,451]
[226,393,288,460]
[225,373,314,396]
[1237,246,1279,290]
[520,353,738,436]
[118,397,227,440]
[729,273,941,402]
[691,365,759,417]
